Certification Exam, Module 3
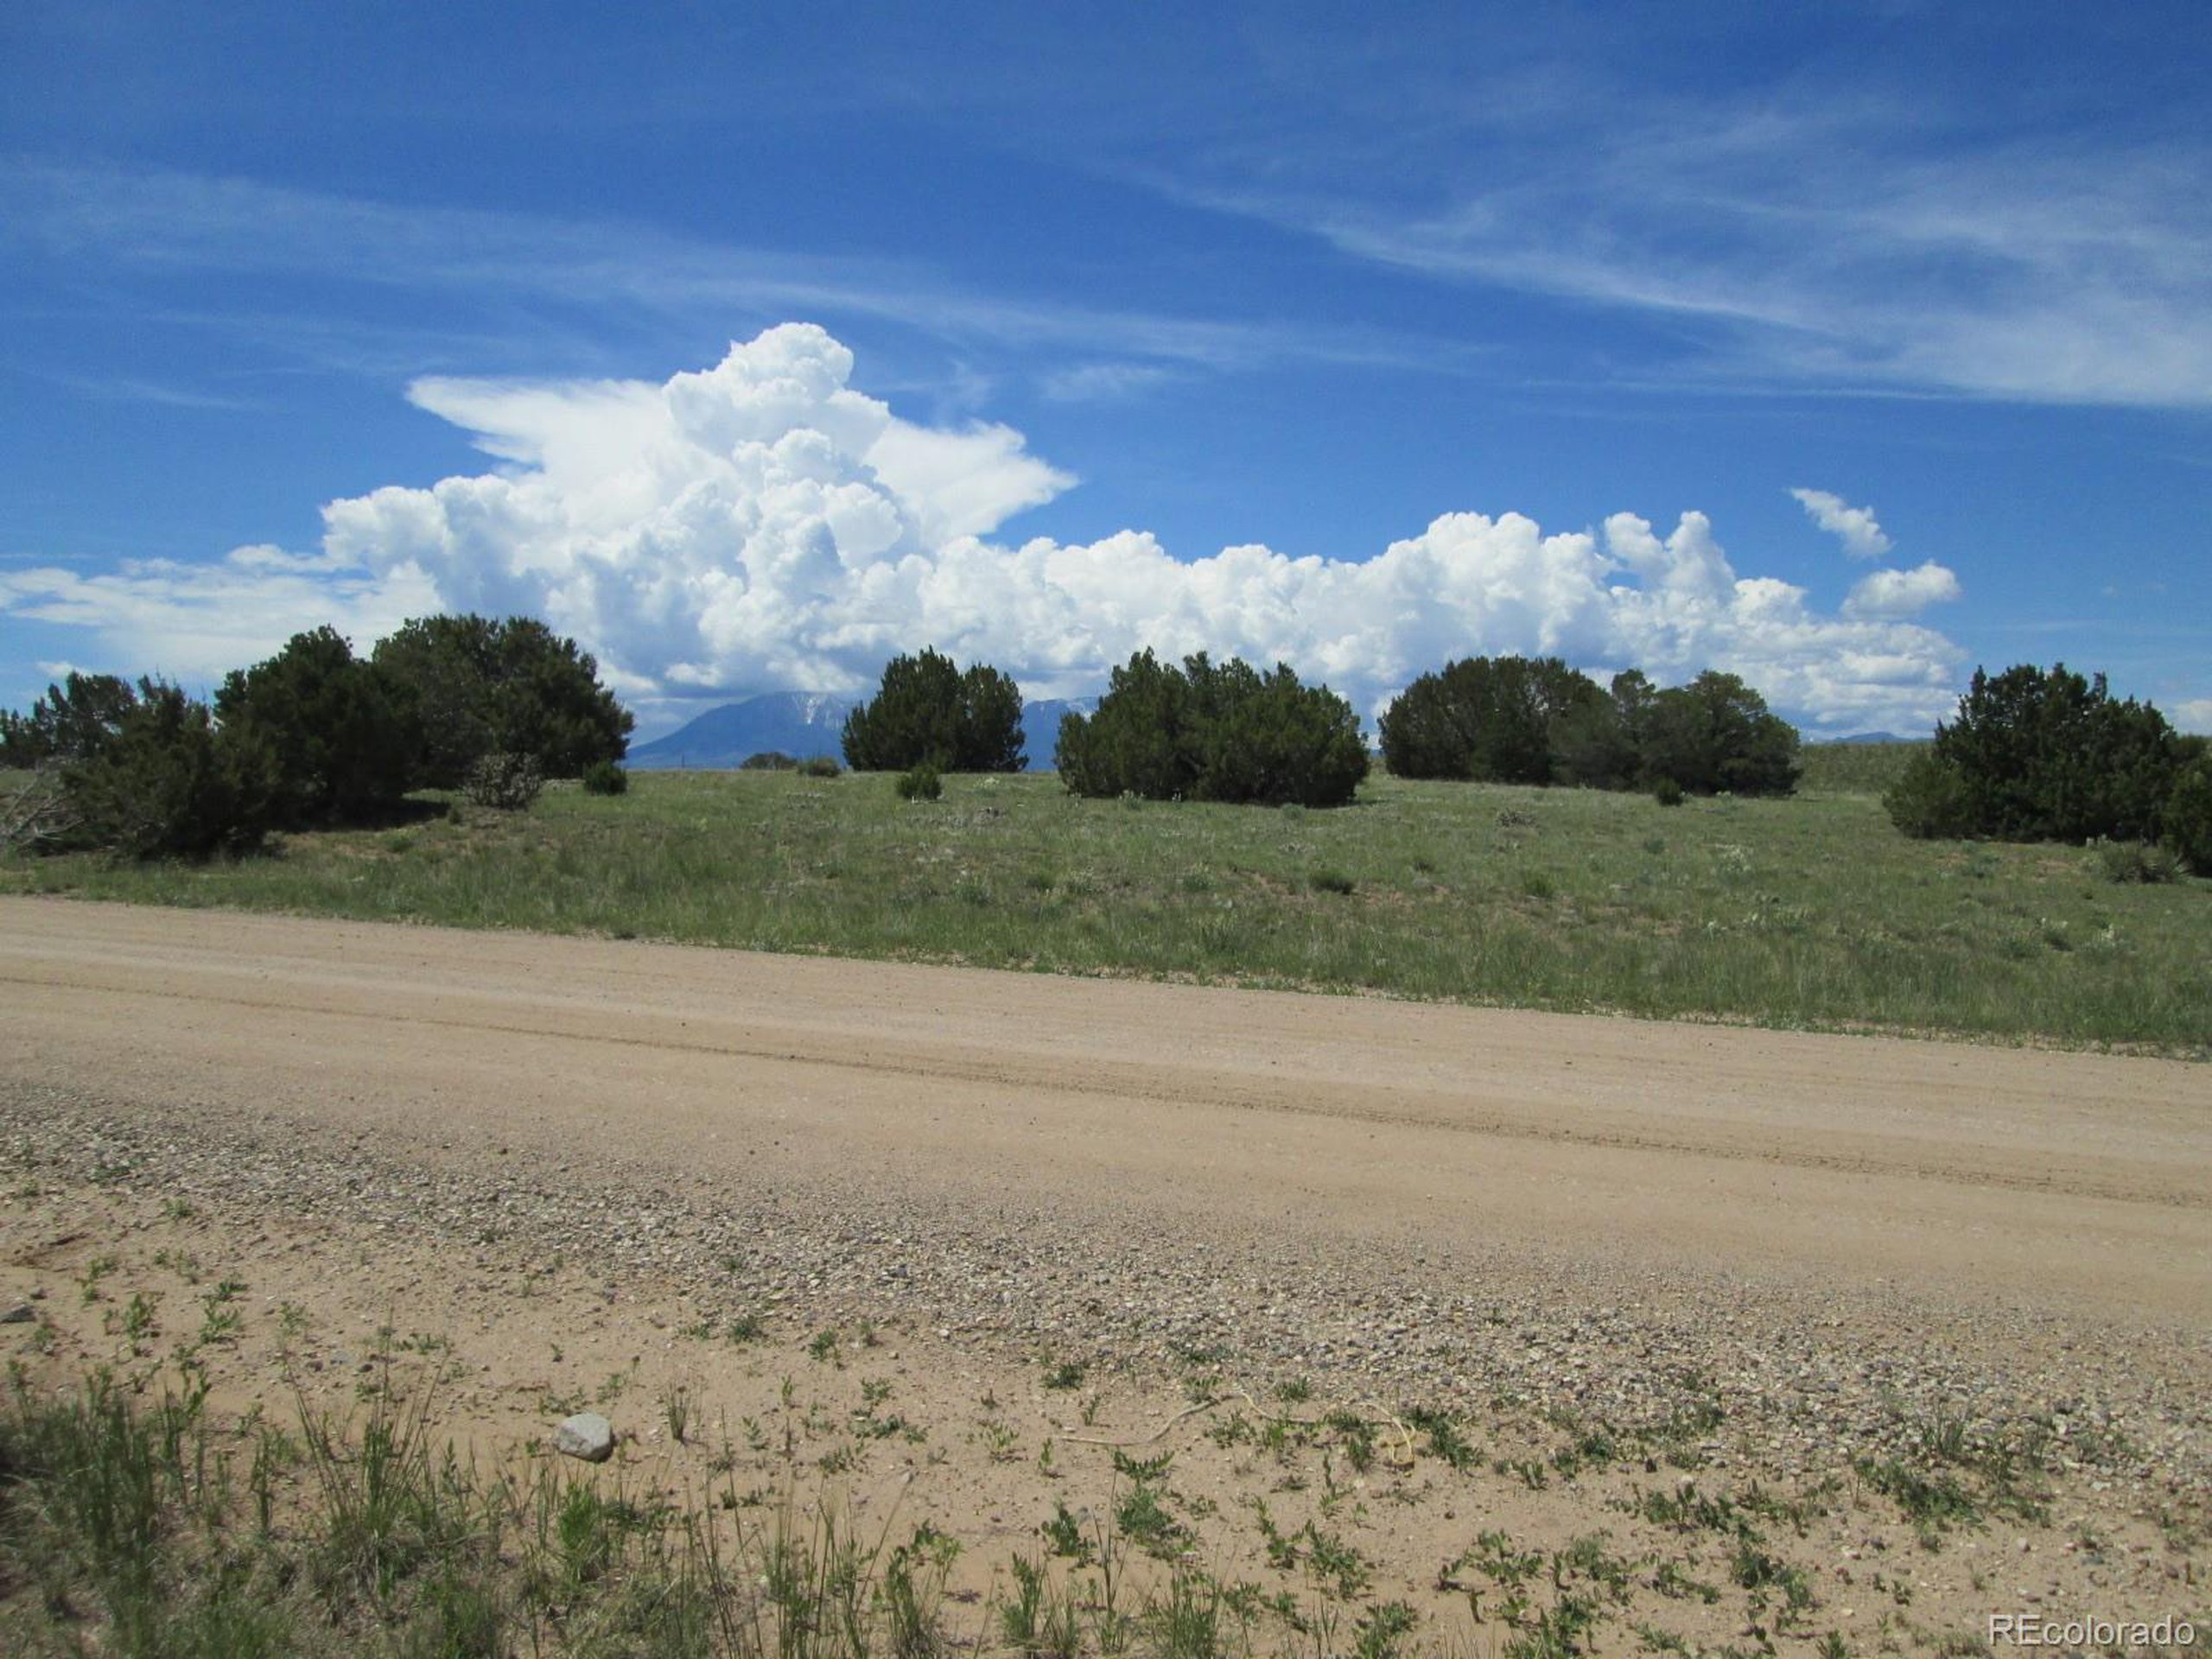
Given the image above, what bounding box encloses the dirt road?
[2,895,2204,1327]
[5,896,2209,1647]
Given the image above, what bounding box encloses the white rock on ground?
[554,1411,614,1462]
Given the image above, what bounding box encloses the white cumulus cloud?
[0,547,440,688]
[1842,562,1965,620]
[0,324,1971,734]
[2175,698,2212,736]
[1790,488,1893,561]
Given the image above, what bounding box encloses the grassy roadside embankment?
[3,745,2206,1054]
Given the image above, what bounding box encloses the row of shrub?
[0,616,631,857]
[1378,657,1801,797]
[849,647,2207,874]
[20,620,2199,868]
[1884,664,2210,869]
[739,751,842,777]
[1054,651,1370,807]
[839,645,1371,808]
[846,645,1794,809]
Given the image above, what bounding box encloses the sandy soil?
[2,895,2207,1651]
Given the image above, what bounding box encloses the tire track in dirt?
[3,897,2207,1327]
[0,960,2200,1210]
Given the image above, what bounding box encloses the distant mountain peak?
[629,689,1096,772]
[628,690,853,770]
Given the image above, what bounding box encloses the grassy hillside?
[6,766,2205,1053]
[1794,739,1928,797]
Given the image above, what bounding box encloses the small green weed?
[1042,1357,1086,1391]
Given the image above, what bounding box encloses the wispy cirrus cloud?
[42,371,261,411]
[1156,99,2212,408]
[0,159,1469,388]
[1038,361,1181,404]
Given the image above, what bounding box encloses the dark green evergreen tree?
[1053,650,1192,800]
[1888,663,2178,842]
[0,672,140,767]
[1552,671,1652,790]
[1638,671,1802,797]
[371,613,632,785]
[1377,655,1606,783]
[840,648,1025,772]
[214,627,414,824]
[1056,650,1368,807]
[2161,747,2212,872]
[61,680,279,859]
[956,661,1027,772]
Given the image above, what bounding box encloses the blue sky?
[3,0,2208,739]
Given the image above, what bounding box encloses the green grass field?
[5,745,2205,1054]
[1792,738,1928,797]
